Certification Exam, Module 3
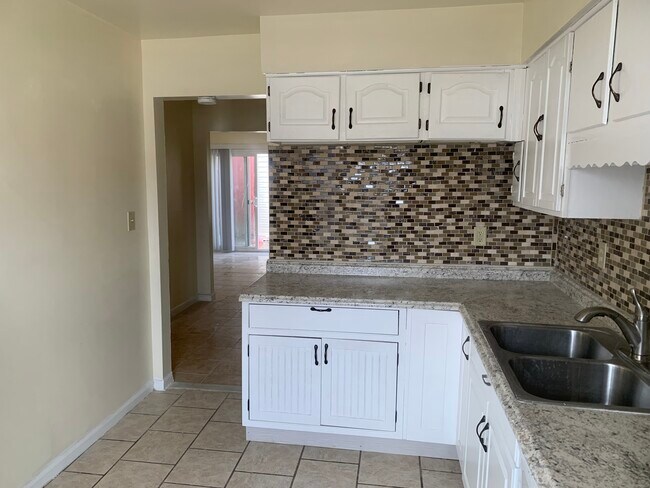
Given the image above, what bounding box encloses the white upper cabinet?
[567,1,617,134]
[608,0,650,124]
[321,339,398,432]
[268,76,340,141]
[427,72,510,140]
[344,73,421,140]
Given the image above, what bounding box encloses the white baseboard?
[26,381,152,488]
[197,293,215,302]
[171,296,198,317]
[246,427,458,459]
[153,372,174,391]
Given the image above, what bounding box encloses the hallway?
[171,252,268,386]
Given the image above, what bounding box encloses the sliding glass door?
[231,151,269,251]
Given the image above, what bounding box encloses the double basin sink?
[480,322,650,413]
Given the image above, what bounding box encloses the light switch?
[127,211,136,231]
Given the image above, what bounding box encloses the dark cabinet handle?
[461,336,470,360]
[331,108,336,130]
[481,374,491,387]
[591,72,605,108]
[310,306,332,313]
[475,415,486,438]
[348,107,353,129]
[478,422,490,453]
[314,344,319,366]
[533,114,544,142]
[497,105,504,128]
[324,343,329,365]
[609,62,623,102]
[513,160,521,182]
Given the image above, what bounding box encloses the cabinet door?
[457,324,472,464]
[428,72,510,140]
[484,420,518,488]
[268,76,340,141]
[321,339,398,431]
[520,52,548,207]
[344,73,420,140]
[511,142,524,205]
[536,34,573,212]
[567,2,617,133]
[462,367,490,488]
[519,458,538,488]
[249,335,321,425]
[608,0,650,123]
[404,310,462,444]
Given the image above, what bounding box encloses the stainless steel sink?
[489,324,613,359]
[480,321,650,413]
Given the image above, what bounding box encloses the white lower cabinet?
[321,339,398,431]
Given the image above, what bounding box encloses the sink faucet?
[575,289,649,364]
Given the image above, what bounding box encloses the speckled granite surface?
[240,273,650,488]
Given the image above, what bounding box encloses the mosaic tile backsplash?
[554,168,650,315]
[269,143,556,266]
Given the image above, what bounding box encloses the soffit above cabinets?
[67,0,522,39]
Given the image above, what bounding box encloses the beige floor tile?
[192,422,247,452]
[173,372,208,383]
[228,392,242,400]
[358,452,421,488]
[293,460,358,488]
[167,449,240,487]
[174,390,228,409]
[46,472,101,487]
[421,470,463,488]
[102,414,157,442]
[94,460,171,488]
[225,472,293,488]
[236,442,302,476]
[175,357,220,375]
[131,392,180,415]
[211,399,242,423]
[203,369,241,386]
[420,457,462,474]
[151,406,214,434]
[122,430,195,464]
[66,440,133,475]
[302,446,360,464]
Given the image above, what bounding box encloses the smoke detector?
[197,96,217,105]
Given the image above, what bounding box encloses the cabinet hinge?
[427,82,431,94]
[395,410,398,423]
[397,352,399,366]
[247,345,250,357]
[560,184,565,197]
[247,399,250,411]
[267,85,270,96]
[267,121,271,132]
[418,118,422,130]
[419,81,423,93]
[569,61,573,73]
[425,120,429,131]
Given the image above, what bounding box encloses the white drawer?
[248,303,399,335]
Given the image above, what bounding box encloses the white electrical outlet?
[597,242,608,270]
[473,225,487,246]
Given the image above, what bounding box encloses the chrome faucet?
[575,289,649,364]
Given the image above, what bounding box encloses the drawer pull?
[481,374,491,387]
[310,307,332,313]
[461,336,470,360]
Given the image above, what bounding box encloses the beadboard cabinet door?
[321,339,398,432]
[404,310,462,444]
[268,76,340,141]
[344,73,421,140]
[427,72,509,140]
[248,335,322,425]
[567,1,617,134]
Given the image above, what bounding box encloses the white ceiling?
[68,0,523,39]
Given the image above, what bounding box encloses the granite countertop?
[240,273,650,488]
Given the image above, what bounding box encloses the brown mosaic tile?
[268,143,555,266]
[554,169,650,315]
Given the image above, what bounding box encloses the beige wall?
[0,1,150,486]
[522,0,595,60]
[260,4,524,73]
[165,101,198,311]
[140,37,265,381]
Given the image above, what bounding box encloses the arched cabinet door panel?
[268,76,340,141]
[428,72,510,140]
[344,73,421,140]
